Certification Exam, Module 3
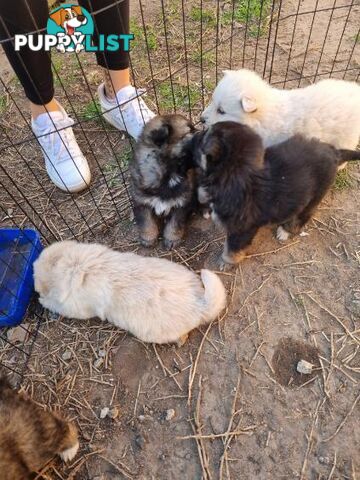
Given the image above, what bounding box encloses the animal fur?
[0,375,78,480]
[193,121,360,266]
[201,69,360,151]
[131,114,197,249]
[33,241,227,345]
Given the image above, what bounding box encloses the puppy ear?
[72,5,82,15]
[150,124,171,147]
[203,136,221,164]
[241,96,257,113]
[49,10,64,26]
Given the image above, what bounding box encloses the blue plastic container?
[0,229,42,327]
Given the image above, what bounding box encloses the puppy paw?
[59,441,79,463]
[139,237,158,248]
[218,255,240,272]
[163,237,182,250]
[276,226,290,242]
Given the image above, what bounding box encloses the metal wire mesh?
[0,0,359,379]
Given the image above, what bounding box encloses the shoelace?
[38,116,80,165]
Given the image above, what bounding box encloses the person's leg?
[0,0,58,118]
[0,0,91,191]
[79,0,155,139]
[78,0,130,96]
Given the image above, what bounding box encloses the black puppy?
[193,121,360,266]
[131,114,197,249]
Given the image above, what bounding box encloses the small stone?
[100,407,109,419]
[185,452,191,460]
[7,208,13,217]
[93,357,104,369]
[297,359,313,374]
[98,349,106,358]
[7,325,29,344]
[299,231,309,237]
[108,407,119,419]
[165,408,175,421]
[62,350,72,361]
[318,456,330,465]
[135,434,145,449]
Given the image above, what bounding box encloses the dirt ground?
[0,0,359,479]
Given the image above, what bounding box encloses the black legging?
[0,0,129,105]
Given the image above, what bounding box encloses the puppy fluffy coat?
[131,114,197,249]
[194,121,360,265]
[33,241,226,344]
[201,69,360,150]
[0,375,78,480]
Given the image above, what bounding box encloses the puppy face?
[49,6,87,34]
[33,241,82,311]
[134,114,196,191]
[201,69,265,127]
[194,122,264,174]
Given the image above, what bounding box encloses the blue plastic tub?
[0,229,42,327]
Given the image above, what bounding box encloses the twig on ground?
[306,293,360,346]
[219,374,242,480]
[322,393,360,442]
[327,451,337,480]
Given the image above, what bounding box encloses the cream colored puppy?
[33,241,226,345]
[201,69,360,150]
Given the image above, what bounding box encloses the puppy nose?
[200,116,206,124]
[77,15,85,21]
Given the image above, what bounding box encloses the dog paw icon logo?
[47,4,94,53]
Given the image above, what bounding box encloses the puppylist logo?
[14,4,133,54]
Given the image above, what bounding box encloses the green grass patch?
[80,99,102,121]
[334,168,352,191]
[222,0,271,37]
[0,95,8,114]
[190,6,217,26]
[104,148,133,186]
[158,82,201,112]
[130,19,158,51]
[190,49,216,66]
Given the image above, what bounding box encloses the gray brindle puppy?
[131,114,197,249]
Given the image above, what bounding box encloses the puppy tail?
[200,269,227,321]
[337,148,360,166]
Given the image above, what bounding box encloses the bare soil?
[0,0,359,479]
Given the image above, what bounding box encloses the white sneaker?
[98,83,155,140]
[32,106,91,193]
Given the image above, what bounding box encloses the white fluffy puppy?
[33,241,226,345]
[201,69,360,150]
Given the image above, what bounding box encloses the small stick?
[327,452,337,480]
[306,293,360,346]
[133,380,141,417]
[249,341,265,368]
[238,275,272,314]
[300,398,323,480]
[178,426,256,440]
[98,455,134,479]
[188,321,214,406]
[219,375,242,480]
[153,344,183,391]
[322,393,360,442]
[245,241,300,258]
